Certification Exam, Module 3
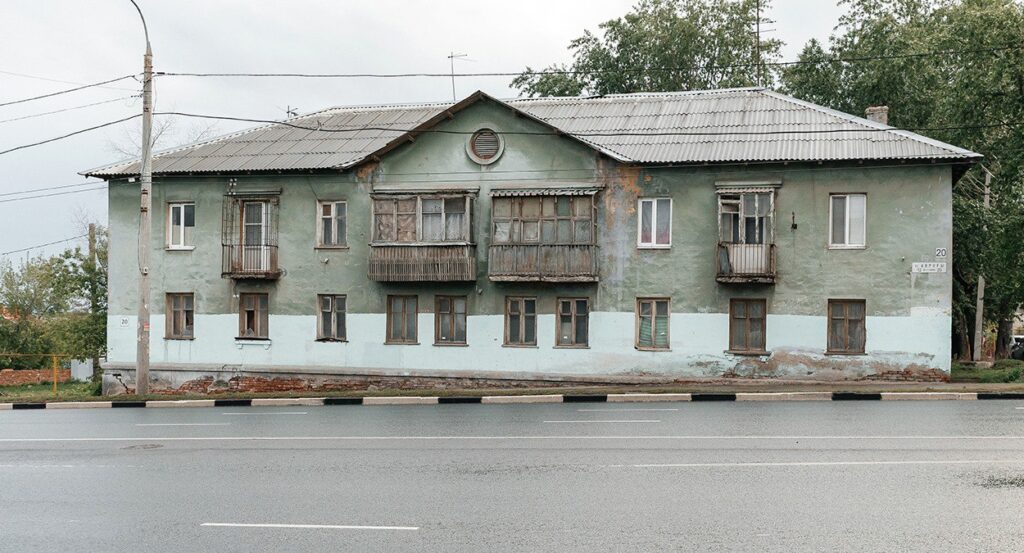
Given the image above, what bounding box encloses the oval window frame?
[466,128,504,165]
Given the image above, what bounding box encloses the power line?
[0,181,108,198]
[0,95,140,125]
[0,74,138,108]
[154,44,1023,79]
[0,234,89,256]
[0,186,107,204]
[0,114,139,156]
[0,70,141,92]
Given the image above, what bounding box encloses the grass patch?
[0,380,100,403]
[952,360,1024,383]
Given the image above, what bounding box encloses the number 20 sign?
[935,247,948,258]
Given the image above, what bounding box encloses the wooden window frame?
[491,195,595,246]
[166,202,196,250]
[316,294,347,342]
[555,297,590,348]
[728,298,767,354]
[316,200,348,249]
[385,295,418,344]
[503,296,538,347]
[637,198,672,249]
[826,299,866,355]
[718,191,775,245]
[828,193,867,249]
[434,295,468,346]
[165,293,194,340]
[635,297,671,351]
[371,195,472,245]
[237,293,269,340]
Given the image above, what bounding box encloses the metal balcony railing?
[221,244,281,279]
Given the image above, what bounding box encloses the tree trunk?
[953,311,973,360]
[995,318,1014,359]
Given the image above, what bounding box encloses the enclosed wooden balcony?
[222,244,281,280]
[716,243,776,284]
[368,244,477,282]
[488,244,599,282]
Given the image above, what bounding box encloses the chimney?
[865,105,889,125]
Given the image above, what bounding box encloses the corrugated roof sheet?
[83,88,980,177]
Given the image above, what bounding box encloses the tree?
[511,0,782,97]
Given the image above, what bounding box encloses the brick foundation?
[0,368,72,386]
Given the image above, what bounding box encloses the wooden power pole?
[130,0,153,394]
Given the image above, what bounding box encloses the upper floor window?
[221,194,280,277]
[491,195,593,245]
[317,201,347,248]
[638,198,671,248]
[719,191,774,245]
[830,194,866,248]
[372,196,471,243]
[167,202,195,249]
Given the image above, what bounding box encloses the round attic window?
[467,128,503,165]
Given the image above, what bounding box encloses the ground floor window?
[504,297,537,346]
[729,298,766,353]
[317,294,346,341]
[239,293,269,339]
[557,298,589,347]
[435,296,467,345]
[636,298,670,350]
[166,293,194,339]
[827,299,866,354]
[386,295,418,344]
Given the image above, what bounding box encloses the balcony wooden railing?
[716,242,776,284]
[488,244,599,282]
[222,244,281,279]
[368,244,477,282]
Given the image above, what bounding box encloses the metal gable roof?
[82,88,980,178]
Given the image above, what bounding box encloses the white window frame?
[828,193,867,249]
[166,202,195,250]
[316,200,348,248]
[636,198,672,249]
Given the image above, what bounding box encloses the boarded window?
[505,297,537,346]
[166,293,194,339]
[435,296,467,345]
[827,299,866,354]
[373,196,470,243]
[719,192,773,245]
[830,194,866,247]
[557,298,589,347]
[317,294,346,340]
[636,298,670,350]
[638,199,671,248]
[729,298,766,352]
[239,293,269,339]
[491,195,593,245]
[318,201,347,247]
[168,203,195,248]
[386,295,418,344]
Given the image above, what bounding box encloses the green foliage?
[512,0,782,97]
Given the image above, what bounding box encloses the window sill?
[235,337,270,342]
[165,246,195,252]
[554,344,590,349]
[637,244,672,250]
[315,245,349,251]
[636,346,671,352]
[502,344,539,349]
[315,338,348,343]
[828,245,866,250]
[825,351,867,356]
[725,349,768,356]
[434,342,468,347]
[164,336,195,341]
[371,242,475,247]
[235,338,271,349]
[384,341,420,346]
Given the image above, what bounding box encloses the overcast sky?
[0,0,845,258]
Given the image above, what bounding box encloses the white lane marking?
[135,423,231,427]
[201,523,418,531]
[577,408,679,412]
[0,464,139,468]
[3,435,1024,443]
[1015,407,1024,410]
[543,420,661,424]
[221,412,307,416]
[628,459,1024,468]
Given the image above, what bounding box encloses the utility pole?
[972,168,992,362]
[754,0,762,86]
[130,0,153,395]
[447,52,467,102]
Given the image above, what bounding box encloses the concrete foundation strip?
[0,391,1021,411]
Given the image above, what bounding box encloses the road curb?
[2,390,1023,411]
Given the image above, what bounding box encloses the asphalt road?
[2,401,1024,552]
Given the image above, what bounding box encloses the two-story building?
[85,88,980,394]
